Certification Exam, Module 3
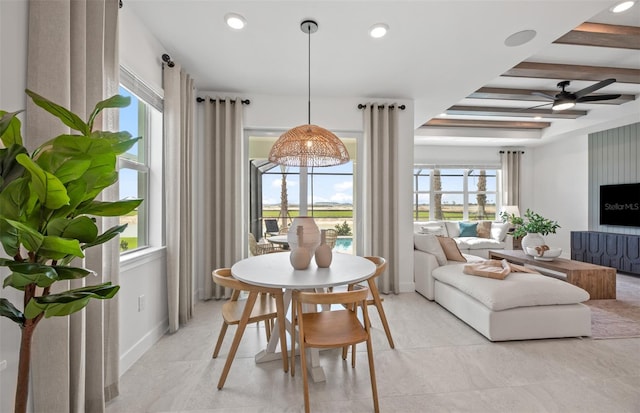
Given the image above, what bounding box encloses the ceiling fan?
[532,78,621,111]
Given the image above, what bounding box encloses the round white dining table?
[266,234,289,249]
[231,251,376,382]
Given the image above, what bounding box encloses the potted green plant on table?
[501,208,560,252]
[0,90,142,413]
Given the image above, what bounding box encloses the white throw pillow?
[414,233,448,266]
[490,222,510,241]
[445,221,460,238]
[420,222,447,237]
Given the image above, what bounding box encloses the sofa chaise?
[414,231,592,341]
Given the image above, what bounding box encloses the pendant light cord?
[307,22,311,125]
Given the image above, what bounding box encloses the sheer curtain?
[362,104,400,294]
[200,98,245,300]
[500,150,522,206]
[26,0,120,410]
[163,64,196,333]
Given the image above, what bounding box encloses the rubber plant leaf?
[87,95,131,130]
[25,89,89,135]
[16,153,70,210]
[3,219,44,253]
[37,235,84,260]
[47,216,98,243]
[24,282,119,319]
[0,110,23,147]
[79,199,143,217]
[82,224,128,250]
[0,298,25,326]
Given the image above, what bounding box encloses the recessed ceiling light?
[504,29,537,47]
[440,113,447,117]
[534,116,542,120]
[225,13,246,30]
[610,1,636,13]
[369,23,389,39]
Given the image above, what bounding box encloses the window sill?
[120,246,166,272]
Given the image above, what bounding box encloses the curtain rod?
[196,97,250,105]
[161,53,175,68]
[357,103,406,110]
[499,150,525,154]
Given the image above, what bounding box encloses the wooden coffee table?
[488,249,616,300]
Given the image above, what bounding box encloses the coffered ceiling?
[125,1,640,148]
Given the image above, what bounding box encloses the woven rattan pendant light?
[268,20,350,167]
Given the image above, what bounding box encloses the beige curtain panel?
[163,64,196,333]
[363,104,400,294]
[501,150,522,206]
[26,0,121,411]
[201,98,245,300]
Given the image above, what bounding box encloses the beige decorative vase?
[315,229,333,268]
[521,233,545,254]
[290,226,312,270]
[287,216,320,253]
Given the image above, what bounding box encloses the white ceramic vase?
[287,216,320,253]
[314,229,333,268]
[290,226,312,270]
[521,233,545,254]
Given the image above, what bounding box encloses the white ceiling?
[125,0,640,147]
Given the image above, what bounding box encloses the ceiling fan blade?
[517,102,553,111]
[576,94,622,103]
[531,91,556,100]
[574,78,616,99]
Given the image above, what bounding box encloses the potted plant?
[501,208,560,251]
[0,90,141,413]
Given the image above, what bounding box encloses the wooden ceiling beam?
[469,87,635,104]
[446,105,587,119]
[554,23,640,50]
[423,119,551,129]
[503,62,640,84]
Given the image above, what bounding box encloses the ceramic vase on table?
[290,226,312,270]
[287,216,321,252]
[315,229,333,268]
[521,233,545,254]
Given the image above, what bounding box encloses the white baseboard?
[119,318,168,376]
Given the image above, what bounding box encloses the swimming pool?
[334,237,353,253]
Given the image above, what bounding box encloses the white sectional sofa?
[413,230,592,341]
[413,220,512,258]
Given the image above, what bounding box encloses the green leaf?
[0,219,20,257]
[88,95,131,130]
[0,177,30,219]
[35,151,92,184]
[38,235,84,260]
[4,219,44,252]
[52,265,94,280]
[16,153,70,210]
[0,298,25,325]
[50,135,113,155]
[24,282,119,319]
[0,110,24,147]
[26,89,89,135]
[79,199,142,217]
[0,144,28,191]
[82,224,127,250]
[47,216,98,243]
[3,270,57,289]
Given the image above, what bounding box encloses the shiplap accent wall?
[588,122,640,235]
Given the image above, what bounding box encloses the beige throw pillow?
[436,237,467,262]
[477,221,492,238]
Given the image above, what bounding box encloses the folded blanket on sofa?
[463,259,539,280]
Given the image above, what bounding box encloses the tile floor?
[106,275,640,413]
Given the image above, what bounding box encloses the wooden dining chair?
[290,288,379,413]
[211,268,288,389]
[347,256,395,349]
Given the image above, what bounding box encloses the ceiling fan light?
[610,1,636,13]
[552,101,575,111]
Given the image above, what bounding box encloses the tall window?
[413,167,498,221]
[118,69,163,254]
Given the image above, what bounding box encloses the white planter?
[521,233,545,254]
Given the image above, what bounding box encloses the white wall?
[528,135,589,257]
[0,1,29,411]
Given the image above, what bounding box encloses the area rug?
[584,273,640,339]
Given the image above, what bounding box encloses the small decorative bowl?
[525,246,562,261]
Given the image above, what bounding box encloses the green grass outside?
[120,237,138,252]
[262,209,353,218]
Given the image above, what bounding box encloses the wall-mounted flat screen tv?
[600,183,640,227]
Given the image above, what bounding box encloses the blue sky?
[118,86,140,200]
[262,163,354,205]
